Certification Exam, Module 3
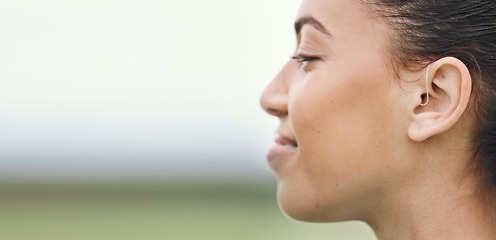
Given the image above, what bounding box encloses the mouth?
[267,133,298,166]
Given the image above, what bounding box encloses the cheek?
[288,67,398,182]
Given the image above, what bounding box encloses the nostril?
[266,108,286,117]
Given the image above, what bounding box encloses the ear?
[408,57,472,142]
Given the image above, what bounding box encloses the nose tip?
[260,82,288,118]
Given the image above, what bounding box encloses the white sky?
[0,0,303,178]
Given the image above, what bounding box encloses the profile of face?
[261,0,425,222]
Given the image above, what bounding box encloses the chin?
[277,184,335,222]
[276,180,362,223]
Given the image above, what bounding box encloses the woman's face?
[261,0,413,221]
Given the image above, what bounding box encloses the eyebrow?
[294,16,331,36]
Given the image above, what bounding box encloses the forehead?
[296,0,385,36]
[296,0,392,62]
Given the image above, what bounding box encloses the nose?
[260,62,292,117]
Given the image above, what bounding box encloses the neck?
[365,142,496,240]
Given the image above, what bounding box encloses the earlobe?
[407,57,472,142]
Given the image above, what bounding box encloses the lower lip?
[267,143,297,165]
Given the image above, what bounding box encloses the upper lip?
[275,133,298,147]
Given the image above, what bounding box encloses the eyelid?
[291,55,319,63]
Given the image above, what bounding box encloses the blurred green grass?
[0,179,376,240]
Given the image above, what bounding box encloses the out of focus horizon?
[0,0,303,180]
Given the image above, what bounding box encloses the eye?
[291,55,319,67]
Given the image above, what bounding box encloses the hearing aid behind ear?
[420,64,431,107]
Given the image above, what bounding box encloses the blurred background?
[0,0,376,239]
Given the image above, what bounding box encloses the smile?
[267,133,298,166]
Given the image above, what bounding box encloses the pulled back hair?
[369,0,496,188]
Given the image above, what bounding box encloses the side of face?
[261,0,414,222]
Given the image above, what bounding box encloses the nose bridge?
[260,62,292,117]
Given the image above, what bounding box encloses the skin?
[260,0,496,239]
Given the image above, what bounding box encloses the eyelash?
[291,55,319,65]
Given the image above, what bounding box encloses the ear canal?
[420,64,431,107]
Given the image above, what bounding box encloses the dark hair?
[369,0,496,188]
